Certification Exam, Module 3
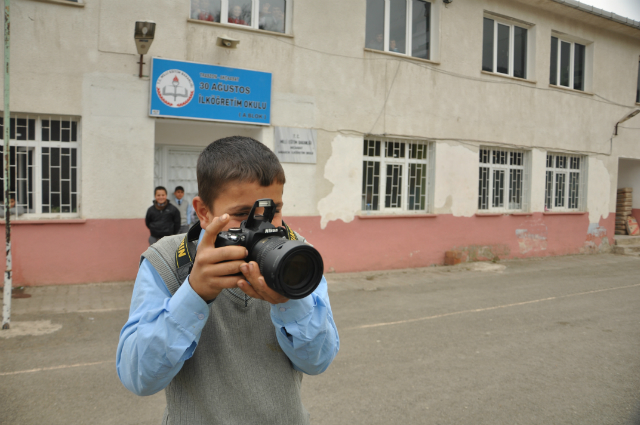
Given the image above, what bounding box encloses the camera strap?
[175,221,203,278]
[282,221,298,241]
[174,220,298,275]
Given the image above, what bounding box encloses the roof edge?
[551,0,640,31]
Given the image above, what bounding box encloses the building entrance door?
[154,146,200,203]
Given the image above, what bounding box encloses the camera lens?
[252,237,324,299]
[282,252,313,288]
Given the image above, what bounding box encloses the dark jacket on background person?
[145,200,181,239]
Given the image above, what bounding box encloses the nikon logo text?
[264,229,279,233]
[178,240,187,257]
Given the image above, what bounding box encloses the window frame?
[478,147,531,213]
[549,33,591,92]
[1,114,81,220]
[544,153,586,212]
[482,14,532,80]
[190,0,293,35]
[365,0,439,62]
[362,137,435,215]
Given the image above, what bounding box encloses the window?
[478,148,530,212]
[0,115,80,219]
[545,153,585,211]
[190,0,289,34]
[482,16,528,79]
[362,138,434,213]
[365,0,433,60]
[550,36,586,91]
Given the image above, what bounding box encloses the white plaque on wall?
[274,127,317,164]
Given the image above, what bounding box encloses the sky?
[579,0,640,21]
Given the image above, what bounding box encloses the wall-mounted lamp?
[217,35,240,49]
[134,21,156,78]
[615,109,640,135]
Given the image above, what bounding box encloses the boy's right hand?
[188,214,249,301]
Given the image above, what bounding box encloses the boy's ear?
[193,196,213,228]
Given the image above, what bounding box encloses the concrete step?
[614,235,640,246]
[612,245,640,256]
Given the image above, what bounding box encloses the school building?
[4,0,640,285]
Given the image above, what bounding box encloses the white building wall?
[3,0,640,224]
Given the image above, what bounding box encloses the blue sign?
[149,58,271,125]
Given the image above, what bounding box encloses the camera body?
[215,200,288,254]
[215,199,323,299]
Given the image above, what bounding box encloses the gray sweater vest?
[141,234,310,425]
[174,199,189,226]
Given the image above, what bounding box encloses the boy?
[173,185,191,234]
[145,186,181,245]
[117,136,339,424]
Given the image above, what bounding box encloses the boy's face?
[155,189,167,204]
[195,180,284,232]
[174,189,184,200]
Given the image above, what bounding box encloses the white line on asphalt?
[76,308,129,313]
[0,360,112,376]
[350,283,640,330]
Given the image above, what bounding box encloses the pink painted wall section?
[285,213,614,274]
[0,219,149,286]
[632,209,640,225]
[1,213,615,285]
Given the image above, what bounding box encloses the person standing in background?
[145,186,181,245]
[174,186,191,234]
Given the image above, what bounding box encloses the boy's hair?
[197,136,285,208]
[174,186,185,192]
[154,186,167,195]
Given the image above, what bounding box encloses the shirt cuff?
[271,295,315,324]
[167,276,210,335]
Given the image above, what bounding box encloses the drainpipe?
[2,0,10,330]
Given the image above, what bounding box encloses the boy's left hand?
[237,262,289,305]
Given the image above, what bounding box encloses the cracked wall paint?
[583,223,611,253]
[317,134,363,229]
[587,157,611,224]
[433,143,477,217]
[449,245,511,262]
[516,218,548,254]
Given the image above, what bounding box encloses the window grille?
[0,115,80,219]
[544,153,585,211]
[362,138,434,213]
[478,147,530,212]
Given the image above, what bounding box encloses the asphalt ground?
[1,254,640,425]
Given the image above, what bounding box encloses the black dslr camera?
[215,199,324,299]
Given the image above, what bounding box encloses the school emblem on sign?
[156,69,195,108]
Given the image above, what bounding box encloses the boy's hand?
[237,262,289,305]
[189,214,249,301]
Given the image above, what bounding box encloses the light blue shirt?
[116,229,340,396]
